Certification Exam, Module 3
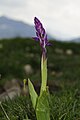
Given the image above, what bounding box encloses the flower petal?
[32,37,39,41]
[33,17,51,51]
[46,42,52,46]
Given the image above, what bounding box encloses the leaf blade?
[36,91,50,120]
[28,79,38,109]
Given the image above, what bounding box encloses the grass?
[0,38,80,119]
[0,88,80,120]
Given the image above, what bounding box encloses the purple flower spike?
[33,17,51,58]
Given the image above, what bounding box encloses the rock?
[24,64,33,75]
[55,48,63,54]
[0,79,21,101]
[56,72,63,77]
[4,79,20,90]
[51,71,63,77]
[66,49,73,55]
[0,86,21,100]
[51,71,56,76]
[30,53,34,58]
[26,53,34,58]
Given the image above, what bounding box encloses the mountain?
[0,16,36,38]
[0,16,52,39]
[71,38,80,43]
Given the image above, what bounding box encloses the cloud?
[0,0,26,7]
[0,0,80,39]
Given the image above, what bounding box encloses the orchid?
[28,17,50,120]
[33,17,51,59]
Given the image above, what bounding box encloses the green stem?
[40,55,47,94]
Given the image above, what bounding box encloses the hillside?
[0,38,80,86]
[0,16,35,38]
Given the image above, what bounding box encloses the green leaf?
[28,79,38,109]
[36,91,50,120]
[41,55,47,93]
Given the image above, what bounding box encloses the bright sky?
[0,0,80,40]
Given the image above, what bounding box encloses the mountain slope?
[71,38,80,42]
[0,16,52,39]
[0,16,35,38]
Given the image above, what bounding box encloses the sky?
[0,0,80,40]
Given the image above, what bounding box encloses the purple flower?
[33,17,51,58]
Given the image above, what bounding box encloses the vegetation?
[0,38,80,119]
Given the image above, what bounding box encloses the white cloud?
[0,0,80,39]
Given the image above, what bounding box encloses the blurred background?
[0,0,80,99]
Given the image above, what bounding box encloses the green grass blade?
[0,101,10,120]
